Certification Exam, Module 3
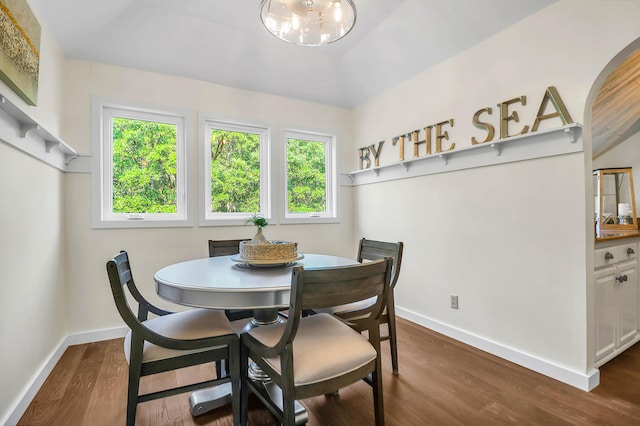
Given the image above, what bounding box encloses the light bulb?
[334,2,342,21]
[266,16,276,30]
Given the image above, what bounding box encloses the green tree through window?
[287,138,326,213]
[210,129,261,213]
[106,110,335,225]
[112,118,178,213]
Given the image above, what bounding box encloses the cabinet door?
[595,266,617,362]
[617,260,639,346]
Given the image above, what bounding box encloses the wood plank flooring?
[18,318,640,425]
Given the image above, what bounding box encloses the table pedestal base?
[249,308,283,327]
[189,382,233,416]
[252,380,308,425]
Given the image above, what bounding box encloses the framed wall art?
[0,0,40,106]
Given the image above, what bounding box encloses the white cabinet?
[594,240,640,366]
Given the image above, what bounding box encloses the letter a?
[532,86,574,132]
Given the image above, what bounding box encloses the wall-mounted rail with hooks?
[0,92,77,171]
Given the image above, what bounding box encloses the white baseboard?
[2,327,128,426]
[396,307,600,392]
[64,326,129,347]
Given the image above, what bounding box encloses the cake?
[239,240,298,261]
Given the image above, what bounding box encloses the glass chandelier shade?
[260,0,357,46]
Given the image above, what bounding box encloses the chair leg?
[282,389,297,426]
[229,342,241,426]
[281,352,297,426]
[372,360,385,426]
[125,372,140,426]
[240,344,250,426]
[215,359,229,379]
[386,300,399,375]
[126,343,144,426]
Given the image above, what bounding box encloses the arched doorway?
[585,38,640,379]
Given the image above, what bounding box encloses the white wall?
[5,2,640,422]
[0,16,68,425]
[61,61,356,334]
[352,0,640,387]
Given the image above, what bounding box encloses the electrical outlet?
[450,295,459,309]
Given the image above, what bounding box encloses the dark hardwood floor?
[18,318,640,425]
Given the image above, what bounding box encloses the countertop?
[596,229,640,242]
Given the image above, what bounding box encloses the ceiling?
[27,0,557,109]
[592,48,640,158]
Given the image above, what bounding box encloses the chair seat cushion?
[247,313,376,386]
[124,309,234,363]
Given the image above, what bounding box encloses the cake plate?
[230,254,304,268]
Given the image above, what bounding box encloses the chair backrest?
[276,258,392,349]
[106,250,169,329]
[357,238,404,289]
[208,239,250,257]
[106,251,145,330]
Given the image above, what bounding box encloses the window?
[92,99,193,228]
[283,130,337,223]
[199,118,270,226]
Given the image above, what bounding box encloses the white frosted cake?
[239,240,298,261]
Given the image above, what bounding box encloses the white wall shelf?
[342,123,583,186]
[0,92,78,171]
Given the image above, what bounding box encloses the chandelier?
[260,0,357,46]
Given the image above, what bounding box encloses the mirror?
[594,168,638,233]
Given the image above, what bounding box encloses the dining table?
[154,252,358,423]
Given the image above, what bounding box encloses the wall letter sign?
[357,85,574,170]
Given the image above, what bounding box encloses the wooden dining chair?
[314,238,404,375]
[106,250,240,426]
[240,258,392,426]
[208,238,250,258]
[356,238,404,374]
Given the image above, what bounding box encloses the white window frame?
[91,98,194,228]
[281,129,338,224]
[198,116,271,226]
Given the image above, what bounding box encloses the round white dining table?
[153,253,358,421]
[155,253,357,311]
